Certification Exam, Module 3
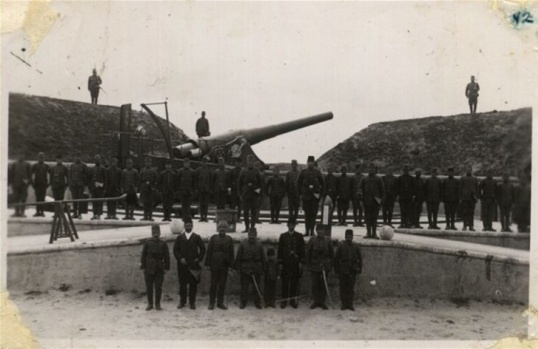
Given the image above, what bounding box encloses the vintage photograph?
[1,1,536,348]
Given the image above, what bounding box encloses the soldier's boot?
[155,293,162,311]
[280,301,287,309]
[146,292,153,311]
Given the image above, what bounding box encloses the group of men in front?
[140,219,362,312]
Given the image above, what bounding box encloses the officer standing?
[195,111,210,138]
[424,168,442,229]
[121,158,139,220]
[176,158,196,220]
[69,152,88,219]
[297,156,325,236]
[195,157,212,222]
[50,155,69,202]
[266,167,286,224]
[238,155,263,233]
[31,152,50,217]
[213,157,229,210]
[382,168,397,227]
[139,157,158,221]
[234,227,266,309]
[206,220,235,310]
[361,163,384,238]
[88,68,102,105]
[395,164,414,228]
[8,155,32,217]
[173,218,206,310]
[89,155,106,220]
[351,163,364,227]
[285,159,301,223]
[277,219,305,309]
[479,171,497,232]
[497,173,515,232]
[465,75,480,115]
[334,229,362,311]
[306,224,334,310]
[441,167,459,230]
[459,167,478,231]
[335,165,352,226]
[140,224,170,311]
[158,160,176,222]
[104,158,122,220]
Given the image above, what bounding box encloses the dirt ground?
[8,288,528,346]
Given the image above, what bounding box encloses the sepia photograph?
[1,1,537,348]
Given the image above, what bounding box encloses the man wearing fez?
[396,164,414,228]
[351,163,364,227]
[336,165,353,226]
[31,152,50,217]
[459,166,478,231]
[176,158,196,220]
[306,224,334,310]
[441,167,459,230]
[140,224,170,311]
[361,163,385,239]
[334,229,363,311]
[89,155,106,220]
[266,167,286,224]
[69,152,89,219]
[285,159,301,223]
[234,227,266,309]
[277,219,305,309]
[213,157,229,210]
[50,155,69,202]
[479,171,497,232]
[104,158,122,220]
[206,220,235,310]
[173,218,206,310]
[9,154,32,217]
[382,168,397,227]
[297,155,325,236]
[238,155,263,233]
[195,157,212,222]
[139,157,158,221]
[424,167,442,230]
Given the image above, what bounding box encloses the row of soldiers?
[8,152,530,234]
[141,219,362,311]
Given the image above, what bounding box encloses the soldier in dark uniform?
[206,220,235,310]
[514,171,530,233]
[334,229,362,311]
[104,157,122,220]
[382,169,397,227]
[497,173,515,232]
[306,224,334,310]
[324,164,338,224]
[351,163,364,227]
[277,219,305,309]
[195,111,210,138]
[139,157,158,221]
[459,167,478,231]
[266,167,286,224]
[285,159,301,224]
[140,224,170,311]
[228,158,243,222]
[424,167,442,229]
[297,156,325,236]
[254,161,264,224]
[50,155,69,202]
[479,171,497,232]
[69,152,88,219]
[89,155,106,220]
[395,164,414,228]
[88,68,102,105]
[213,157,229,210]
[9,155,32,217]
[173,218,206,310]
[195,157,212,222]
[361,163,384,238]
[411,168,425,229]
[238,155,263,233]
[158,160,176,222]
[31,152,50,217]
[336,165,352,226]
[176,158,196,220]
[441,167,459,230]
[264,248,279,308]
[465,75,480,115]
[234,228,266,309]
[122,158,139,220]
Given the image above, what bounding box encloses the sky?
[2,1,537,164]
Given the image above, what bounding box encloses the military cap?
[217,220,228,231]
[345,229,354,236]
[287,218,297,226]
[291,159,298,165]
[307,156,315,163]
[183,217,193,224]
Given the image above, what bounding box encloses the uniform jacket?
[69,161,88,188]
[9,161,32,188]
[50,164,69,189]
[351,173,364,199]
[139,167,158,193]
[306,235,334,273]
[497,182,516,207]
[297,168,325,200]
[361,174,385,206]
[121,168,139,193]
[173,232,206,270]
[336,174,353,201]
[325,173,337,198]
[266,175,286,198]
[424,177,442,203]
[89,164,106,192]
[479,178,497,202]
[140,238,170,275]
[88,75,102,91]
[158,169,176,193]
[412,176,425,202]
[195,166,212,193]
[285,169,300,197]
[277,231,306,277]
[459,175,478,201]
[334,241,362,275]
[465,82,480,98]
[213,168,229,193]
[234,239,266,275]
[104,165,122,196]
[265,259,279,282]
[238,167,263,200]
[205,234,235,270]
[195,117,210,137]
[396,173,414,200]
[382,174,397,200]
[176,167,196,195]
[441,177,459,203]
[228,166,242,191]
[32,162,49,187]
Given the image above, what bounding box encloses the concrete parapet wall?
[7,235,528,304]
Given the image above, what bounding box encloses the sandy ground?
[8,288,527,345]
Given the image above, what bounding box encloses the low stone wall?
[7,236,528,304]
